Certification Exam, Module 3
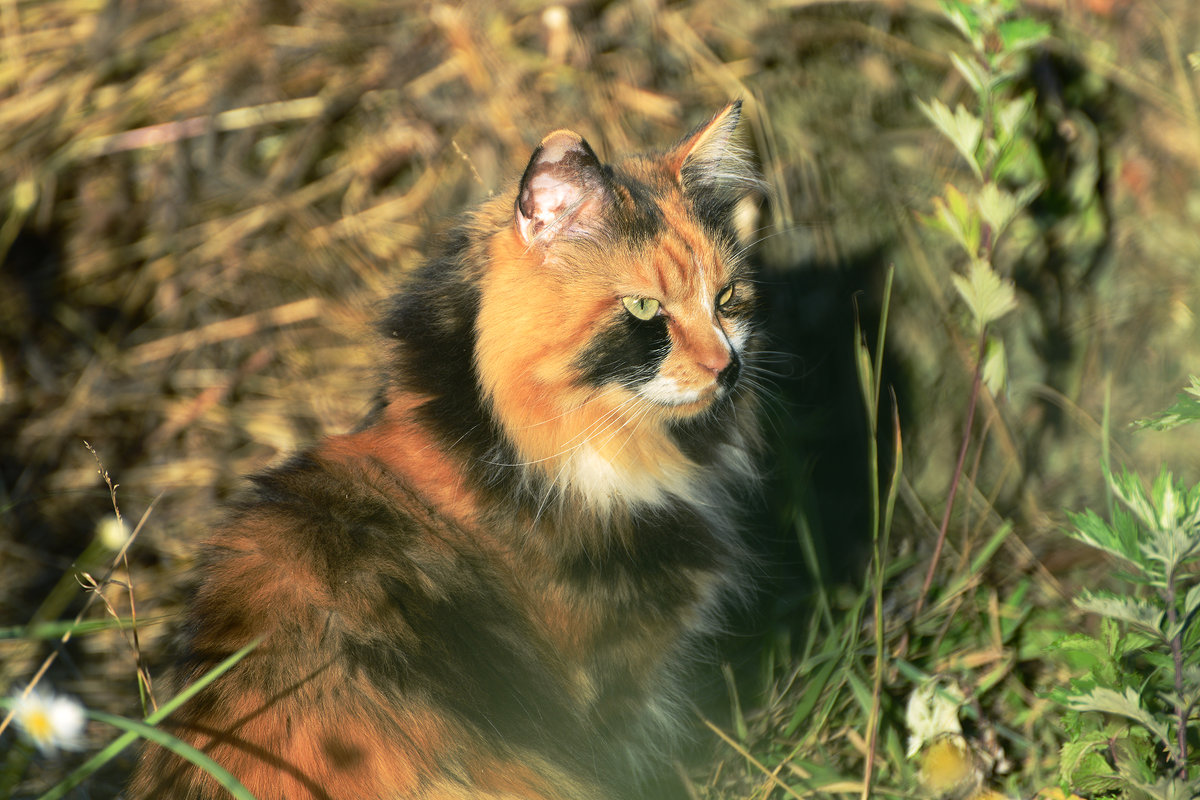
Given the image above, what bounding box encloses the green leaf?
[1141,528,1200,582]
[854,331,875,421]
[976,180,1042,241]
[1136,376,1200,430]
[937,523,1013,607]
[1183,582,1200,626]
[949,52,986,95]
[939,0,984,49]
[784,650,841,736]
[997,17,1051,53]
[0,616,171,640]
[1065,507,1143,570]
[1147,467,1200,536]
[918,98,983,179]
[844,668,874,716]
[951,259,1017,330]
[981,335,1008,397]
[1074,590,1165,640]
[1128,776,1200,800]
[1061,686,1172,751]
[994,93,1035,142]
[1046,632,1107,661]
[1109,467,1158,530]
[928,183,981,256]
[1060,733,1121,792]
[1165,581,1200,642]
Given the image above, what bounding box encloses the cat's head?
[470,102,765,510]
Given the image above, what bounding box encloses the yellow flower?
[971,790,1017,800]
[11,687,87,755]
[917,733,982,798]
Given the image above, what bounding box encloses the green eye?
[622,296,660,320]
[716,283,736,308]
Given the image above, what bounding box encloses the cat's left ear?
[669,100,759,195]
[516,130,608,245]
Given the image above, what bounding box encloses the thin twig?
[67,96,326,161]
[87,444,158,715]
[0,447,161,741]
[913,324,988,622]
[702,718,808,800]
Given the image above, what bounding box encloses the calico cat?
[128,101,764,800]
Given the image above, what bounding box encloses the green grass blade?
[784,650,842,737]
[872,265,895,422]
[795,507,835,633]
[937,521,1013,602]
[36,637,260,800]
[85,710,258,800]
[0,616,172,641]
[144,638,262,725]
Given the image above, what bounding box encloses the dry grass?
[3,0,1200,797]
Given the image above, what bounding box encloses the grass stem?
[913,323,988,623]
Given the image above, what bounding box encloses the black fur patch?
[606,166,665,244]
[376,234,525,499]
[684,188,742,252]
[668,396,736,465]
[559,501,729,610]
[575,312,669,389]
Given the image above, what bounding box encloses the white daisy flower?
[11,686,87,755]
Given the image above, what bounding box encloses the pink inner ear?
[515,130,604,245]
[520,171,583,241]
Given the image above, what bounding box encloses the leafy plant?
[911,0,1048,618]
[1050,381,1200,798]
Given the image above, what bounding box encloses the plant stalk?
[914,323,988,621]
[1165,572,1189,778]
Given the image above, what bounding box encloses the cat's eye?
[622,296,660,320]
[716,282,737,309]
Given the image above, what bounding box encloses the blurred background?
[2,0,1200,796]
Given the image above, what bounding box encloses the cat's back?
[132,438,612,800]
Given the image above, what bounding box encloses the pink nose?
[698,347,731,376]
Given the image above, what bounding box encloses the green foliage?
[1136,376,1200,432]
[918,0,1046,391]
[1051,423,1200,797]
[951,258,1018,333]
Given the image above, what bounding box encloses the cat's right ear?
[515,130,608,246]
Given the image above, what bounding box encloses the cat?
[127,101,765,800]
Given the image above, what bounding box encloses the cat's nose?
[698,347,731,376]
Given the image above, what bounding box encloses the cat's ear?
[516,130,608,245]
[669,101,759,195]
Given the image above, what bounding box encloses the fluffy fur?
[128,102,764,800]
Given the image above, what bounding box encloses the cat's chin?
[646,389,725,416]
[635,376,724,411]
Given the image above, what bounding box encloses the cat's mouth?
[638,383,725,412]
